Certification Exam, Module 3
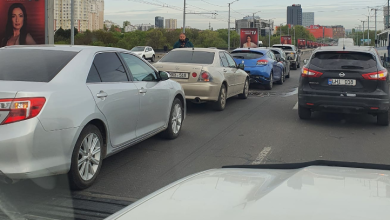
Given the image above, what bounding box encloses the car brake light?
[0,97,46,125]
[301,67,323,78]
[257,60,268,65]
[198,70,212,82]
[362,70,388,81]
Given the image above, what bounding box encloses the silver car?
[0,45,186,189]
[154,48,249,111]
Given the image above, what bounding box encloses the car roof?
[273,44,294,47]
[232,48,269,53]
[171,47,226,52]
[1,45,128,53]
[313,46,375,53]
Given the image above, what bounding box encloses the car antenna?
[343,38,345,50]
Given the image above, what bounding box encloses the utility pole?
[280,23,282,36]
[361,20,365,45]
[228,0,238,52]
[374,9,377,47]
[293,27,296,46]
[388,0,389,29]
[71,0,74,45]
[269,19,271,47]
[183,0,186,33]
[367,15,370,45]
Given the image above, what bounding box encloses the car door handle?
[139,88,147,94]
[96,91,108,98]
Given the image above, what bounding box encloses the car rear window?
[159,51,215,64]
[0,49,78,82]
[273,46,293,51]
[270,50,280,55]
[310,52,377,70]
[231,51,264,59]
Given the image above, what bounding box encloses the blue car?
[231,48,285,90]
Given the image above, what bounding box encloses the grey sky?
[105,0,387,30]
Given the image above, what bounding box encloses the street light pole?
[269,19,271,47]
[71,0,74,45]
[183,0,186,33]
[227,0,238,52]
[368,15,370,45]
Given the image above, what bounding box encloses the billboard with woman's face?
[0,0,45,47]
[240,28,259,48]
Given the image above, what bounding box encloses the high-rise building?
[330,25,345,39]
[54,0,104,32]
[287,4,302,26]
[155,16,164,28]
[165,19,177,29]
[302,12,314,27]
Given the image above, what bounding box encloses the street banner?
[0,0,45,47]
[240,28,259,48]
[280,35,292,44]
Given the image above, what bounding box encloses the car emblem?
[339,72,345,77]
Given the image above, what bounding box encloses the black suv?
[298,46,390,125]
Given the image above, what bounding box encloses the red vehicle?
[280,36,292,44]
[297,39,306,49]
[307,40,313,48]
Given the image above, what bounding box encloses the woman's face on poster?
[12,8,24,30]
[247,36,251,43]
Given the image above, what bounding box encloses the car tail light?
[198,70,212,82]
[256,60,268,65]
[192,72,197,78]
[301,67,323,78]
[0,97,46,125]
[362,70,388,81]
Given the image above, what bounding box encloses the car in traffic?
[231,48,285,90]
[272,44,301,70]
[130,46,156,62]
[153,48,249,111]
[299,46,389,125]
[0,45,186,189]
[107,161,390,220]
[269,47,291,79]
[338,38,354,46]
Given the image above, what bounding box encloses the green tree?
[146,29,167,49]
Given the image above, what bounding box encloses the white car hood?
[108,166,390,220]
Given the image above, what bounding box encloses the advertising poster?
[240,28,259,48]
[0,0,45,47]
[280,36,292,44]
[297,39,306,49]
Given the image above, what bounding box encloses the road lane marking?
[293,102,298,110]
[252,147,272,165]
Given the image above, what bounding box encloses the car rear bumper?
[0,118,78,180]
[181,82,221,101]
[299,93,390,113]
[244,67,271,84]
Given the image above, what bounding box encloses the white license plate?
[328,79,356,86]
[169,72,189,79]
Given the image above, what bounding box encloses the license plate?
[169,72,189,79]
[328,79,356,86]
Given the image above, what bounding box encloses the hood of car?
[108,166,390,220]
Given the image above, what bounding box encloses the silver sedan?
[0,45,186,189]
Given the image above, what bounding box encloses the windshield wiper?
[341,65,364,69]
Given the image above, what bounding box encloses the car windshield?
[2,1,390,219]
[159,50,215,64]
[131,47,145,51]
[231,51,264,59]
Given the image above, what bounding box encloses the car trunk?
[307,51,379,93]
[154,63,204,83]
[231,51,264,67]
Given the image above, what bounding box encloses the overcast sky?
[105,0,387,30]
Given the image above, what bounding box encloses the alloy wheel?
[78,133,101,181]
[171,104,182,134]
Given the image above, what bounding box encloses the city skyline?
[104,0,385,30]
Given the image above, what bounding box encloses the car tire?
[68,124,104,190]
[238,78,249,99]
[298,105,311,120]
[292,63,297,70]
[286,68,290,78]
[161,98,184,139]
[213,84,227,111]
[142,55,146,60]
[277,70,284,85]
[297,62,301,68]
[377,111,389,126]
[151,55,155,62]
[265,72,273,90]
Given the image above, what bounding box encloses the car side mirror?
[303,59,308,65]
[159,71,170,81]
[238,63,245,70]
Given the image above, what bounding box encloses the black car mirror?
[238,63,245,70]
[159,71,170,81]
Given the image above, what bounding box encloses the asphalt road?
[1,50,390,219]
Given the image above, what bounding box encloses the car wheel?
[297,62,301,68]
[265,72,273,90]
[161,98,184,139]
[213,84,227,111]
[286,67,290,78]
[298,105,311,120]
[292,63,297,70]
[151,55,155,62]
[142,55,146,60]
[277,70,284,85]
[68,124,104,190]
[238,78,249,99]
[377,111,389,126]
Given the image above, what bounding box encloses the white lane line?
[293,102,298,110]
[252,147,272,165]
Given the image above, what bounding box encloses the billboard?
[297,39,306,48]
[280,36,292,44]
[0,0,45,47]
[240,28,259,48]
